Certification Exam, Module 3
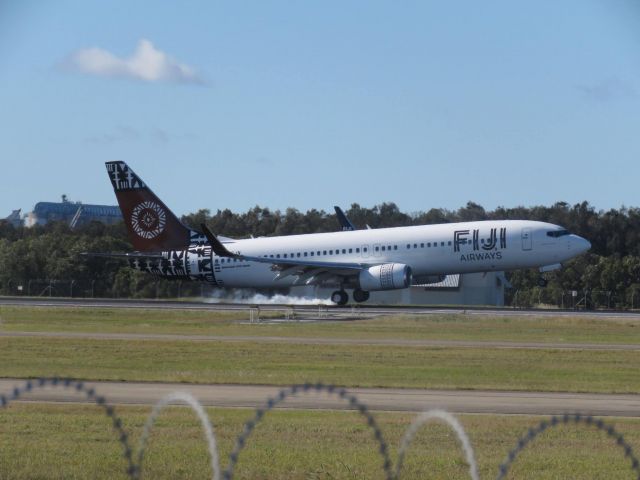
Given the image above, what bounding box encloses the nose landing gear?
[538,264,560,288]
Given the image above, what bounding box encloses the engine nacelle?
[358,263,412,291]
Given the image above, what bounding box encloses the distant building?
[24,195,122,228]
[3,209,23,227]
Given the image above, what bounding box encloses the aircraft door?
[521,228,532,251]
[373,243,381,257]
[361,244,370,258]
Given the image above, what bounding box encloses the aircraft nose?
[575,236,591,253]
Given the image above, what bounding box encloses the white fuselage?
[195,220,589,289]
[110,161,591,300]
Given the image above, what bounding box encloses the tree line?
[1,201,639,308]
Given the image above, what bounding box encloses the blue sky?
[1,1,639,218]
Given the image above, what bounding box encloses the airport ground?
[2,300,640,478]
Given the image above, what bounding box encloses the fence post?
[584,290,589,310]
[538,289,542,306]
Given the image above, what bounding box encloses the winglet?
[334,206,355,231]
[200,224,239,258]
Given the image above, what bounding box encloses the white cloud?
[85,125,186,145]
[84,126,196,145]
[61,39,205,85]
[576,77,635,102]
[85,125,141,144]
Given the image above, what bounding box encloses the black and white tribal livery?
[99,161,591,305]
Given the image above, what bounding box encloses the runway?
[1,379,639,417]
[3,297,639,418]
[2,296,640,319]
[3,296,639,350]
[1,330,639,351]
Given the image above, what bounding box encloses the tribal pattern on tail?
[107,162,147,191]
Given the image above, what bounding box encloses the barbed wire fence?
[0,377,138,477]
[223,383,393,480]
[496,413,640,480]
[2,378,640,479]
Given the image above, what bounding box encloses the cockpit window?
[547,229,570,238]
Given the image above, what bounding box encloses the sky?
[1,1,639,219]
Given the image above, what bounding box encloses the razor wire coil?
[0,377,138,478]
[2,378,640,479]
[496,413,640,480]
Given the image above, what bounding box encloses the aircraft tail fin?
[334,206,356,231]
[106,161,197,251]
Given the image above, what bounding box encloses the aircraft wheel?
[537,277,548,288]
[353,288,370,303]
[331,290,349,306]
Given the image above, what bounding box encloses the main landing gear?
[330,290,349,306]
[330,289,370,305]
[353,288,370,303]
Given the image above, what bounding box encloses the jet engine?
[358,263,412,291]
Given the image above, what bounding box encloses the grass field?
[2,403,640,479]
[2,305,640,344]
[1,336,640,392]
[2,305,640,478]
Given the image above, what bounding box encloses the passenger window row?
[215,239,452,264]
[405,241,450,249]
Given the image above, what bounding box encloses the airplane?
[101,161,591,305]
[334,205,371,231]
[334,206,356,231]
